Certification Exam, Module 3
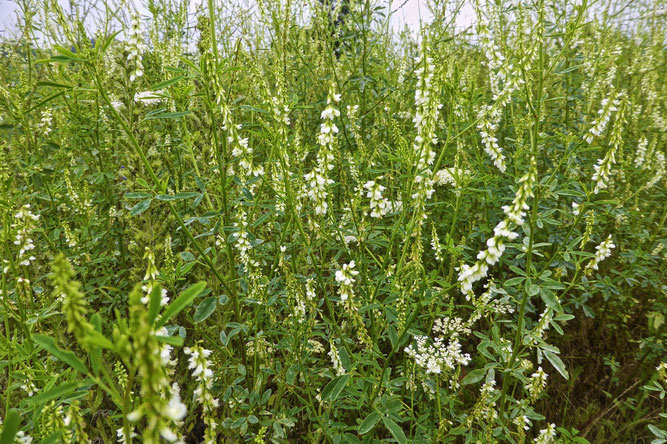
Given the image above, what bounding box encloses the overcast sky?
[0,0,476,39]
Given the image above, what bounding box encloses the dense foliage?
[0,0,665,442]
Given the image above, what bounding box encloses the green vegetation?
[0,0,665,442]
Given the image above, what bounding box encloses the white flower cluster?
[472,1,528,174]
[232,209,259,271]
[126,387,186,442]
[585,93,619,144]
[434,167,469,187]
[646,151,665,189]
[304,169,334,216]
[318,91,341,151]
[305,278,316,301]
[524,366,548,401]
[514,415,531,432]
[431,224,444,262]
[432,316,471,338]
[328,341,345,376]
[127,384,186,442]
[335,260,359,302]
[364,179,392,218]
[477,105,506,172]
[222,106,263,179]
[458,157,537,297]
[64,171,92,214]
[468,379,499,425]
[592,97,625,194]
[14,204,39,267]
[468,282,515,320]
[117,427,137,444]
[141,249,169,306]
[411,45,441,224]
[21,378,36,396]
[184,345,219,443]
[657,361,667,384]
[405,335,471,375]
[126,11,147,82]
[534,423,557,444]
[634,135,648,168]
[156,327,177,367]
[134,90,164,105]
[474,0,505,98]
[15,431,33,444]
[585,234,615,275]
[39,109,53,136]
[304,88,340,216]
[271,95,291,129]
[531,309,553,342]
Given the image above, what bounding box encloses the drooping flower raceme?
[524,366,548,401]
[13,204,39,267]
[364,179,391,218]
[304,88,340,216]
[335,260,359,302]
[458,157,537,297]
[410,43,441,227]
[222,106,264,180]
[184,345,219,443]
[126,11,147,82]
[334,260,371,346]
[534,423,557,444]
[230,209,260,271]
[585,234,615,275]
[592,95,625,194]
[126,287,186,444]
[646,151,665,189]
[634,135,648,168]
[585,92,619,144]
[141,248,169,306]
[328,341,345,376]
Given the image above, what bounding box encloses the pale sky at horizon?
[0,0,476,40]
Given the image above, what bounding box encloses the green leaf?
[36,81,73,89]
[84,330,115,350]
[156,192,200,201]
[147,284,164,326]
[193,296,217,324]
[151,75,186,90]
[382,417,407,444]
[156,282,207,328]
[338,346,351,371]
[124,192,151,199]
[179,251,196,262]
[358,411,381,434]
[155,335,184,347]
[0,409,19,444]
[461,368,486,385]
[321,374,350,402]
[544,350,569,380]
[528,284,540,296]
[238,104,267,113]
[33,334,89,375]
[89,314,104,375]
[27,379,90,405]
[39,433,62,444]
[504,276,525,287]
[556,64,582,74]
[144,110,191,120]
[130,199,152,216]
[540,288,562,312]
